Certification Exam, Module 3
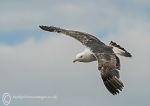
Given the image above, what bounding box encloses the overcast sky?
[0,0,150,106]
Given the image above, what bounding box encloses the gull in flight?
[39,25,132,95]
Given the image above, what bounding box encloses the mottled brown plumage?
[39,25,131,95]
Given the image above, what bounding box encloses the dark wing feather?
[115,55,120,70]
[109,41,132,57]
[39,25,105,48]
[96,53,124,95]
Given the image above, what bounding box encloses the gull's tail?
[109,41,132,57]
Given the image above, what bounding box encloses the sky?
[0,0,150,106]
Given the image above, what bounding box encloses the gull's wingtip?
[39,25,50,31]
[39,25,45,29]
[39,25,60,32]
[126,52,132,57]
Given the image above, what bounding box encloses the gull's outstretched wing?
[39,25,105,48]
[109,41,132,57]
[96,53,124,95]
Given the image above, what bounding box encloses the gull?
[39,25,132,95]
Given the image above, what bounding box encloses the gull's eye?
[80,56,83,58]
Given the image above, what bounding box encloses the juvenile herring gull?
[39,25,132,95]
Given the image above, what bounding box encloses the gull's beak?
[73,59,79,63]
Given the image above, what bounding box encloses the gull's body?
[39,25,132,95]
[74,41,132,63]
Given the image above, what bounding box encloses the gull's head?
[73,48,96,63]
[73,52,86,63]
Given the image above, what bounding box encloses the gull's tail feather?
[101,69,124,95]
[109,41,132,57]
